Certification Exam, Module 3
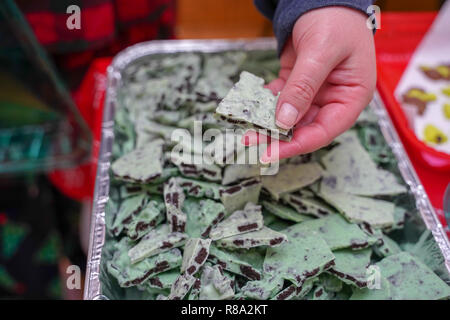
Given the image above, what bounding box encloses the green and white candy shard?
[215,226,287,250]
[137,269,179,290]
[220,178,262,215]
[263,224,335,286]
[177,177,221,200]
[167,150,222,182]
[183,198,225,238]
[297,214,376,250]
[215,71,292,141]
[168,273,197,300]
[373,235,402,258]
[321,130,406,196]
[262,201,304,223]
[128,224,187,264]
[125,199,165,240]
[222,164,260,186]
[181,238,212,276]
[318,273,343,293]
[107,238,182,287]
[281,193,334,218]
[326,248,372,288]
[320,174,395,228]
[111,139,164,183]
[209,203,264,240]
[273,278,316,300]
[164,178,187,233]
[261,162,323,200]
[111,193,148,236]
[350,276,394,300]
[199,265,234,300]
[240,274,284,300]
[374,252,450,300]
[207,245,263,280]
[311,284,330,300]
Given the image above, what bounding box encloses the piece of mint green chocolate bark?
[111,139,164,183]
[111,193,148,236]
[240,274,283,300]
[326,248,372,288]
[263,223,335,287]
[320,173,395,228]
[107,238,182,287]
[215,71,292,141]
[261,201,305,223]
[210,203,264,240]
[208,245,263,280]
[183,198,226,238]
[374,252,450,300]
[198,265,235,300]
[181,238,211,276]
[220,178,262,215]
[215,226,287,250]
[297,214,376,250]
[128,224,187,264]
[321,131,406,196]
[125,199,165,240]
[261,162,323,200]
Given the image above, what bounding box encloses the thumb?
[276,46,338,130]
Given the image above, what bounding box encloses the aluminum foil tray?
[84,39,450,300]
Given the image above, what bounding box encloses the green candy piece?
[199,265,235,300]
[297,214,376,250]
[183,198,226,238]
[261,162,323,200]
[215,71,292,140]
[222,164,261,186]
[273,278,317,300]
[373,235,402,258]
[111,139,164,183]
[163,178,187,233]
[220,178,262,215]
[321,131,406,196]
[128,225,187,264]
[375,252,450,300]
[262,201,304,223]
[177,177,222,200]
[350,276,394,300]
[210,203,264,240]
[137,269,180,290]
[318,273,343,293]
[126,199,165,240]
[320,174,395,228]
[311,284,330,300]
[240,274,284,300]
[263,224,335,286]
[168,151,222,182]
[208,245,263,280]
[181,238,211,275]
[327,248,372,288]
[111,193,149,236]
[168,273,198,300]
[215,226,287,250]
[107,238,182,287]
[281,193,334,218]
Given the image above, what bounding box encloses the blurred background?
[0,0,447,300]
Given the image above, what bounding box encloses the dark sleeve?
[254,0,374,54]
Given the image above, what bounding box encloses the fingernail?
[276,103,298,129]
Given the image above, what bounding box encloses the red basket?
[375,12,450,230]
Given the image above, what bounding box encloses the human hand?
[243,7,376,162]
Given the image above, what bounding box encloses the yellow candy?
[423,124,448,144]
[443,103,450,120]
[436,65,450,79]
[442,86,450,97]
[406,89,436,102]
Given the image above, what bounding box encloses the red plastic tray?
[375,12,449,229]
